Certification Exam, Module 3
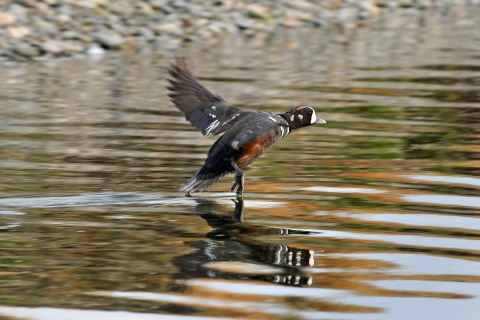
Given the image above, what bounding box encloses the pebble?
[9,4,28,22]
[15,0,36,8]
[13,42,41,57]
[87,44,106,56]
[0,0,477,60]
[8,26,30,39]
[233,15,254,30]
[93,32,125,49]
[32,17,58,36]
[282,14,302,28]
[137,2,155,15]
[153,22,183,36]
[40,40,65,55]
[62,31,92,43]
[63,41,85,53]
[138,27,156,41]
[398,0,415,6]
[0,12,16,26]
[150,0,168,9]
[245,4,272,20]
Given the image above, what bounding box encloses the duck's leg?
[230,160,245,196]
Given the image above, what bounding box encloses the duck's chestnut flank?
[167,59,326,196]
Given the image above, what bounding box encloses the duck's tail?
[179,171,226,194]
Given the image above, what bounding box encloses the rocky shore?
[0,0,478,61]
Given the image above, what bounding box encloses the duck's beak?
[316,118,326,124]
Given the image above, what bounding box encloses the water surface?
[0,8,479,320]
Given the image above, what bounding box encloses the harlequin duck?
[167,59,326,196]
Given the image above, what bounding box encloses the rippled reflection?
[174,198,315,287]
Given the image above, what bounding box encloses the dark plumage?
[167,59,326,196]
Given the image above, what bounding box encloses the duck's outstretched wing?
[167,59,244,136]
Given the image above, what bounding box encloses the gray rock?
[34,2,51,13]
[231,13,254,30]
[170,1,187,9]
[337,8,357,21]
[15,0,36,8]
[398,0,415,6]
[198,9,213,19]
[109,1,135,15]
[245,4,272,20]
[138,27,155,41]
[150,0,168,9]
[57,4,74,15]
[415,0,433,8]
[13,42,41,57]
[123,27,139,36]
[63,40,85,52]
[137,2,155,15]
[62,30,92,42]
[159,4,174,14]
[93,32,125,49]
[152,22,182,36]
[32,17,58,36]
[40,40,65,55]
[9,4,28,22]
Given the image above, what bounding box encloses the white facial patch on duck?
[298,114,303,121]
[310,108,317,124]
[290,115,294,122]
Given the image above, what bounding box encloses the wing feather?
[167,58,244,136]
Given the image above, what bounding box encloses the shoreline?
[0,0,479,62]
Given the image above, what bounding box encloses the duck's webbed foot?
[230,161,245,196]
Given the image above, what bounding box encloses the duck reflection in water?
[173,198,316,287]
